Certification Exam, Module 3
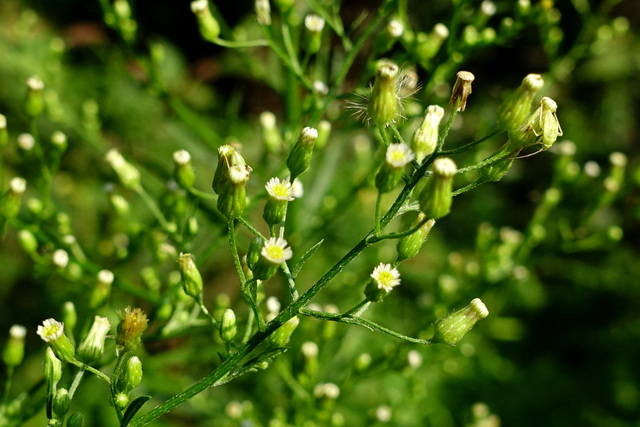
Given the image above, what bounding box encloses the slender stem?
[456,146,511,174]
[68,360,110,384]
[2,367,13,408]
[389,124,405,144]
[439,128,503,155]
[367,213,430,243]
[374,192,383,236]
[452,179,485,197]
[187,187,217,200]
[135,186,175,234]
[197,300,219,328]
[377,125,391,147]
[228,219,246,284]
[341,300,370,317]
[280,262,299,300]
[238,217,265,239]
[69,369,85,398]
[213,38,270,48]
[241,309,255,345]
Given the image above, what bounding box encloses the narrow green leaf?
[120,395,151,427]
[291,239,324,278]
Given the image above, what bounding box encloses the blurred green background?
[1,0,639,426]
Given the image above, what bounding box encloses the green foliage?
[0,0,639,426]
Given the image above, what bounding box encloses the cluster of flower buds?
[212,145,252,218]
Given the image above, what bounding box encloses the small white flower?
[27,76,44,91]
[610,152,627,167]
[300,127,318,146]
[173,150,191,166]
[305,14,325,33]
[301,341,318,359]
[259,111,276,128]
[9,325,27,339]
[385,143,415,168]
[51,131,67,147]
[480,1,496,16]
[266,296,281,314]
[53,249,69,268]
[376,405,392,422]
[313,80,329,96]
[370,263,401,293]
[17,134,35,151]
[387,19,404,38]
[9,177,26,194]
[432,157,458,177]
[433,23,449,39]
[98,269,115,285]
[265,177,295,201]
[261,237,293,264]
[323,383,340,399]
[583,161,601,177]
[105,148,125,167]
[407,350,423,368]
[190,0,208,14]
[0,114,7,129]
[291,179,304,198]
[37,319,64,343]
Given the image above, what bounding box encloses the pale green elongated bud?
[217,164,250,218]
[178,252,203,299]
[90,270,114,309]
[76,316,111,363]
[315,120,331,149]
[51,131,68,153]
[220,309,237,343]
[269,316,299,348]
[375,143,415,193]
[117,356,142,394]
[510,97,561,150]
[304,14,325,54]
[604,152,627,194]
[67,412,85,427]
[396,214,436,262]
[61,302,77,340]
[53,388,70,417]
[26,76,44,117]
[45,348,62,384]
[263,177,295,226]
[252,237,293,280]
[0,114,7,147]
[18,229,38,255]
[415,24,449,64]
[173,150,195,189]
[419,157,457,219]
[16,133,35,160]
[3,325,27,367]
[367,60,400,127]
[260,112,282,152]
[191,0,220,42]
[246,236,264,270]
[212,145,246,193]
[365,263,401,302]
[255,0,271,25]
[375,18,404,52]
[2,177,26,222]
[37,319,75,363]
[116,307,148,353]
[287,127,318,181]
[105,149,141,190]
[449,71,475,112]
[432,298,489,345]
[412,105,445,162]
[497,74,544,132]
[479,148,521,182]
[108,192,130,216]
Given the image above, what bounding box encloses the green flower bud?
[114,392,129,412]
[217,169,249,219]
[173,150,195,189]
[77,316,111,363]
[25,76,44,117]
[419,157,457,219]
[67,412,85,427]
[287,127,318,181]
[51,131,68,154]
[178,252,203,299]
[191,0,220,42]
[246,236,264,271]
[212,145,246,193]
[304,15,325,54]
[116,307,148,353]
[315,120,331,150]
[415,24,449,65]
[449,71,475,112]
[263,177,295,226]
[0,114,7,148]
[90,270,114,309]
[432,298,489,346]
[2,325,27,367]
[18,229,38,255]
[44,347,62,384]
[53,388,70,417]
[375,18,404,52]
[117,355,142,394]
[37,319,75,363]
[396,214,436,262]
[1,177,26,222]
[375,143,415,193]
[365,263,401,302]
[252,237,293,280]
[497,74,544,132]
[269,317,299,348]
[61,302,77,340]
[255,0,271,25]
[367,61,400,127]
[260,112,281,152]
[412,105,445,162]
[105,149,141,190]
[220,309,237,343]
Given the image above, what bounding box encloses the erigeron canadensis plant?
[0,0,634,426]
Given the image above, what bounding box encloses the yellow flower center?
[266,245,284,260]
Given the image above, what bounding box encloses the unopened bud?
[173,150,195,189]
[117,355,142,393]
[419,157,457,219]
[396,214,436,261]
[191,0,220,42]
[90,270,114,309]
[26,76,44,117]
[51,131,68,153]
[269,316,299,348]
[3,325,27,367]
[510,97,561,151]
[367,60,400,127]
[255,0,271,25]
[178,252,203,299]
[67,413,85,427]
[220,309,237,342]
[497,74,544,131]
[45,348,62,384]
[304,15,325,54]
[0,114,7,147]
[53,388,70,417]
[432,298,489,345]
[287,127,318,180]
[77,316,111,363]
[260,112,282,152]
[412,105,445,162]
[61,301,77,340]
[105,149,141,190]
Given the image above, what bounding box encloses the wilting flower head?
[449,71,475,111]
